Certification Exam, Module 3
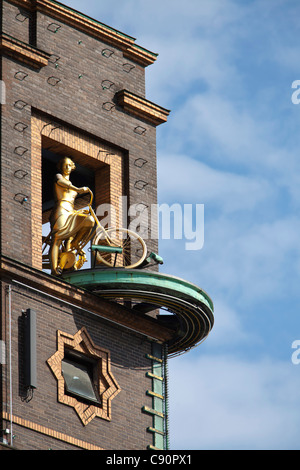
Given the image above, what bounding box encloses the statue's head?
[57,157,76,175]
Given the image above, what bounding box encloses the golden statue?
[42,156,148,275]
[49,157,95,275]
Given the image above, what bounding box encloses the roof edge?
[6,0,158,66]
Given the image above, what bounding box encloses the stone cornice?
[115,90,170,126]
[0,33,50,68]
[7,0,158,66]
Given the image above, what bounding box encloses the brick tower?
[0,0,214,451]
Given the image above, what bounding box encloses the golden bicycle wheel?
[93,228,147,269]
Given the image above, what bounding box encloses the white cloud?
[168,354,300,450]
[158,153,273,213]
[160,208,300,309]
[63,0,244,104]
[201,299,249,347]
[207,215,300,298]
[165,92,292,173]
[64,0,242,41]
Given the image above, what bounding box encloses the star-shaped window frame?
[47,327,121,426]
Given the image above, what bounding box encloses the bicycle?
[42,189,148,274]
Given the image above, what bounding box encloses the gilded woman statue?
[49,157,95,275]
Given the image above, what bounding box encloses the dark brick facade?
[2,279,154,450]
[0,0,171,450]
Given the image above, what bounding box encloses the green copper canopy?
[62,269,214,355]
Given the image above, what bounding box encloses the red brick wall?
[1,0,159,269]
[0,0,166,450]
[0,279,154,449]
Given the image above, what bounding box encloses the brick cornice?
[36,0,135,50]
[0,255,175,343]
[123,44,158,67]
[116,90,170,126]
[6,0,32,8]
[0,33,50,68]
[7,0,157,66]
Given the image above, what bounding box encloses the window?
[62,350,101,405]
[47,328,121,425]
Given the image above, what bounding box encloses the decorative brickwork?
[47,327,121,425]
[2,411,103,450]
[31,112,124,270]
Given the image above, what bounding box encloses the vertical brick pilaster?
[31,115,43,269]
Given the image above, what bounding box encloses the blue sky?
[62,0,300,450]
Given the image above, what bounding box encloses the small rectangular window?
[61,357,100,405]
